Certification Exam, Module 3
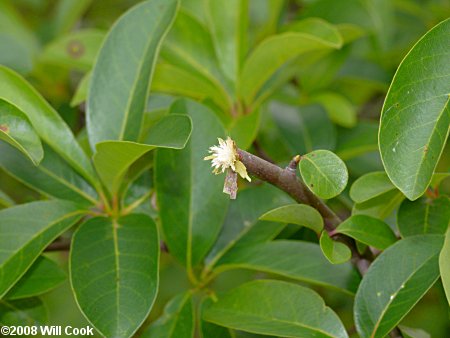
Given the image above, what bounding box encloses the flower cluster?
[204,137,251,182]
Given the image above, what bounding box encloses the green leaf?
[0,3,38,74]
[204,280,348,338]
[93,114,192,195]
[71,71,90,107]
[0,200,84,297]
[155,100,229,267]
[335,122,378,160]
[200,297,233,338]
[354,235,444,338]
[284,17,343,42]
[158,12,230,111]
[51,0,93,36]
[300,0,394,50]
[399,326,431,338]
[205,184,293,270]
[248,0,286,44]
[0,99,43,165]
[353,189,405,220]
[0,142,98,205]
[6,256,66,300]
[397,196,450,237]
[240,27,342,104]
[270,102,337,155]
[310,92,357,128]
[259,204,323,234]
[336,215,397,250]
[70,214,159,338]
[0,298,47,326]
[205,0,247,83]
[40,29,105,71]
[439,228,450,306]
[87,0,179,146]
[299,150,348,199]
[0,66,96,185]
[0,189,14,208]
[153,62,229,111]
[214,240,359,294]
[229,109,260,150]
[379,18,450,200]
[349,171,395,203]
[430,172,450,188]
[320,232,351,264]
[141,292,194,338]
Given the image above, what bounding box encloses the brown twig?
[237,148,372,276]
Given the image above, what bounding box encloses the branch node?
[287,155,301,172]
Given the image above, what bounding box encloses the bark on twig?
[237,148,373,276]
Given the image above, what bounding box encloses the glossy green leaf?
[93,114,192,195]
[350,172,395,203]
[0,142,98,205]
[379,18,450,200]
[320,232,351,264]
[336,215,397,250]
[299,150,348,199]
[40,29,105,71]
[439,228,450,306]
[0,200,84,297]
[71,214,159,338]
[310,92,357,128]
[87,0,179,147]
[398,196,450,237]
[204,280,348,338]
[205,184,293,270]
[205,0,247,83]
[214,240,359,294]
[0,99,43,165]
[354,235,444,338]
[0,66,96,185]
[155,100,229,267]
[259,204,323,234]
[240,27,342,104]
[353,189,404,220]
[138,94,175,141]
[141,292,194,338]
[0,298,47,326]
[71,71,91,107]
[6,256,66,300]
[270,102,337,155]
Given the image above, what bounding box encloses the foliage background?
[0,0,449,337]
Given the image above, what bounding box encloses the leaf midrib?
[119,3,176,141]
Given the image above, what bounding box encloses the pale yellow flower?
[204,137,251,182]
